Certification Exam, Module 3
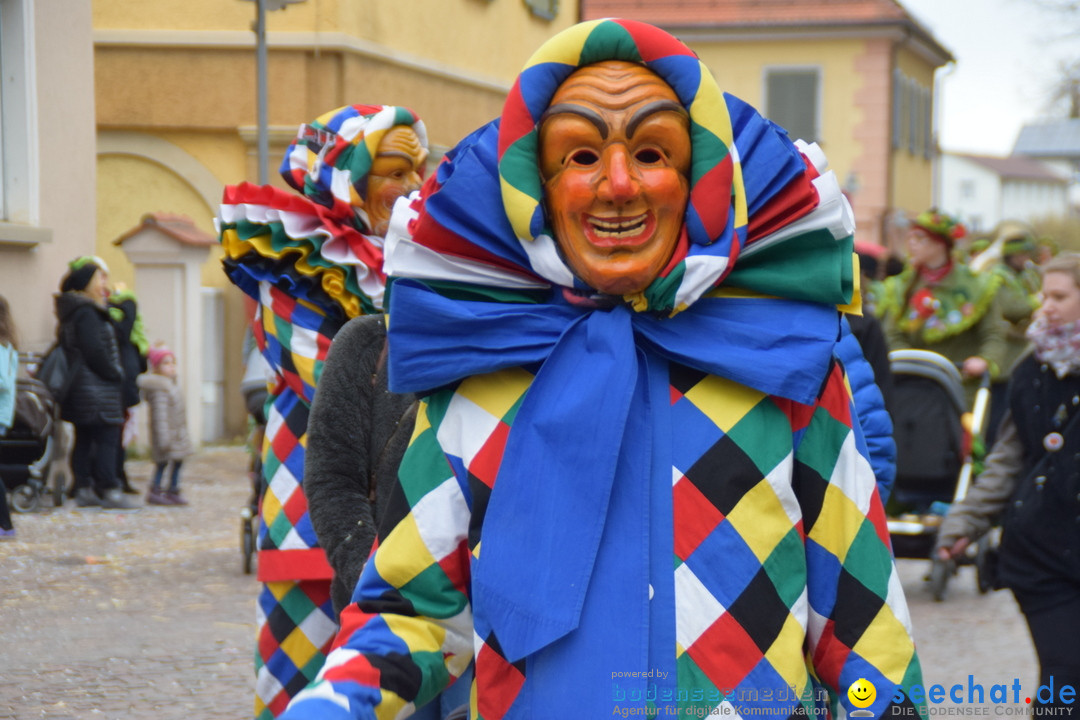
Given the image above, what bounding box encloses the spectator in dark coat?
[108,285,148,495]
[304,314,417,618]
[936,253,1080,716]
[838,315,896,502]
[55,256,139,510]
[303,313,471,720]
[848,311,895,413]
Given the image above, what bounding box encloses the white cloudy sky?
[899,0,1077,156]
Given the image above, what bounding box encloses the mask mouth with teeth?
[585,213,654,246]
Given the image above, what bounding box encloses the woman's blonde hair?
[0,294,18,349]
[1042,252,1080,289]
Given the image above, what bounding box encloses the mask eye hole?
[635,148,662,164]
[569,150,599,166]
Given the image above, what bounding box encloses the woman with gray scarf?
[936,252,1080,716]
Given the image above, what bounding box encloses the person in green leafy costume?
[879,209,1006,405]
[978,221,1042,444]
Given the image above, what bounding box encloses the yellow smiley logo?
[848,678,876,709]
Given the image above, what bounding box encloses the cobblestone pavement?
[0,445,1045,719]
[896,559,1040,711]
[0,447,258,720]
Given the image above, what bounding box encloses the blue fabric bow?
[388,278,839,662]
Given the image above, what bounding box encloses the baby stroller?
[239,342,271,574]
[240,422,265,575]
[885,349,995,601]
[0,353,65,512]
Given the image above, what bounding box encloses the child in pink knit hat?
[137,344,192,505]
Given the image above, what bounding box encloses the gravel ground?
[0,446,258,720]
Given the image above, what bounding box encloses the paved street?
[1,446,1042,719]
[896,557,1040,712]
[0,447,257,720]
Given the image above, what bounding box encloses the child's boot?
[166,490,189,506]
[147,487,170,505]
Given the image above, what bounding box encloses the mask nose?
[598,145,640,205]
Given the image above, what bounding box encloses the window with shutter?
[892,68,904,150]
[764,68,820,143]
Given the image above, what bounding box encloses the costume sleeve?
[305,316,383,617]
[255,281,343,407]
[836,316,897,503]
[935,411,1021,551]
[972,291,1007,379]
[797,363,923,718]
[281,392,474,720]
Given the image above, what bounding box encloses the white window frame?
[762,65,823,144]
[0,0,40,227]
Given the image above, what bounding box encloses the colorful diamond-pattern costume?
[280,19,923,720]
[218,104,427,719]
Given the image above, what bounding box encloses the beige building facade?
[92,0,579,440]
[0,1,97,353]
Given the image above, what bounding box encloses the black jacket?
[109,297,147,409]
[847,312,894,415]
[304,315,418,618]
[997,354,1080,605]
[55,292,125,426]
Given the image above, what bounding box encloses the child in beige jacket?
[138,345,192,505]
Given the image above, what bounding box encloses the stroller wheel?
[928,558,952,602]
[51,468,67,508]
[974,537,995,594]
[10,485,40,514]
[242,518,256,575]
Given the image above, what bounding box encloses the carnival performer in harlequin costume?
[879,209,1006,405]
[217,104,428,720]
[279,20,924,720]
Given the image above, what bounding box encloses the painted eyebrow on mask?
[539,100,688,141]
[539,104,609,140]
[376,150,417,161]
[627,100,688,138]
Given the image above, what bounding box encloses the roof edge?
[658,18,953,67]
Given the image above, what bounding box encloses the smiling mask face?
[538,61,691,296]
[360,125,428,237]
